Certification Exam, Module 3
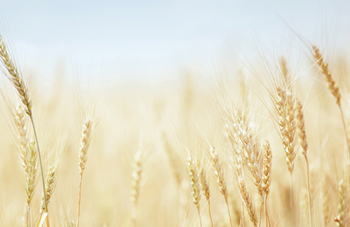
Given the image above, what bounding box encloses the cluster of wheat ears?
[0,28,349,227]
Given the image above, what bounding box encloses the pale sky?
[1,0,349,84]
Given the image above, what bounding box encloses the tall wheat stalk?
[0,35,48,224]
[77,116,94,227]
[295,99,312,226]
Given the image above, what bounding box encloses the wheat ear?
[198,162,213,227]
[275,86,297,172]
[209,146,233,227]
[312,45,350,157]
[295,99,312,226]
[312,45,341,105]
[186,152,202,227]
[25,140,38,227]
[77,116,93,227]
[280,56,289,88]
[262,140,272,227]
[0,35,48,218]
[14,104,29,169]
[40,162,58,213]
[131,148,143,227]
[0,35,32,115]
[236,157,258,227]
[335,180,346,227]
[233,113,262,197]
[283,90,297,174]
[40,162,58,227]
[275,87,297,213]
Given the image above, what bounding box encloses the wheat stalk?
[295,98,313,226]
[209,146,233,227]
[77,116,94,227]
[322,174,332,227]
[236,157,258,227]
[0,35,32,115]
[312,45,341,106]
[198,162,213,227]
[312,45,350,158]
[131,148,143,227]
[186,152,202,227]
[0,34,48,219]
[283,90,297,174]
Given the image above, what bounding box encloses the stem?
[27,206,31,227]
[304,156,312,227]
[45,214,50,227]
[259,201,264,227]
[290,172,294,220]
[339,104,350,203]
[131,201,137,227]
[30,115,48,226]
[339,104,350,157]
[240,201,245,227]
[132,216,136,227]
[77,173,84,227]
[208,201,214,227]
[225,198,233,227]
[197,206,202,227]
[264,199,269,227]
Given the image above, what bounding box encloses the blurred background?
[1,0,350,85]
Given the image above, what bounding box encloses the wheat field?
[0,14,349,227]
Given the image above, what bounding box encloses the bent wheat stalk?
[0,35,48,222]
[312,45,350,157]
[236,157,258,227]
[209,146,233,227]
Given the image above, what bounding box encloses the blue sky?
[1,0,349,84]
